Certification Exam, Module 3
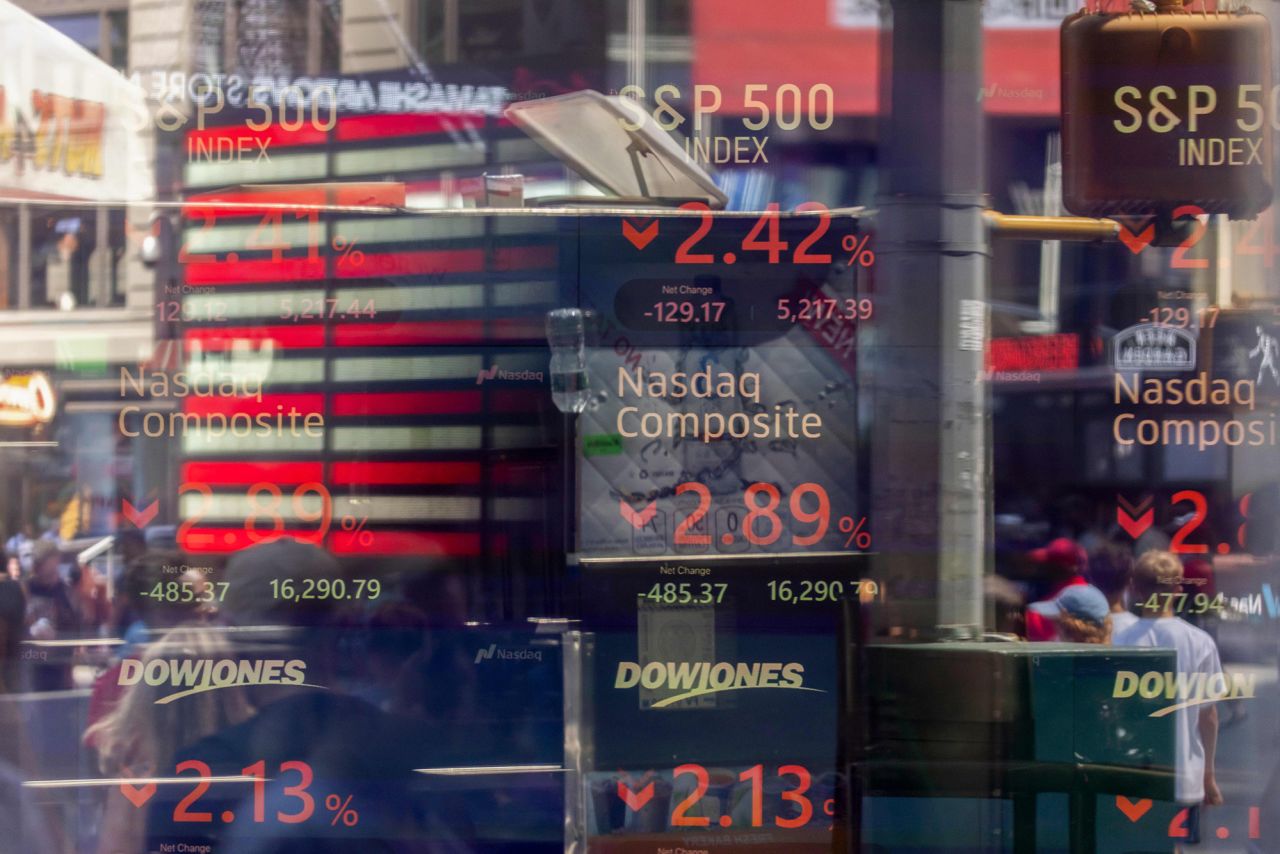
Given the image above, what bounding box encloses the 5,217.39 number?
[776,297,872,323]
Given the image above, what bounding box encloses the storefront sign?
[988,333,1080,374]
[0,372,55,426]
[0,3,152,201]
[1114,324,1196,372]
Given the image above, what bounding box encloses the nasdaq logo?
[475,365,544,385]
[474,643,543,664]
[1221,585,1279,620]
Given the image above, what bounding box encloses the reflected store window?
[0,0,1275,853]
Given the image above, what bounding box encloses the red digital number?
[1169,490,1208,555]
[1168,807,1190,838]
[775,764,813,829]
[676,202,714,263]
[742,203,787,263]
[291,482,333,545]
[174,759,213,823]
[1235,208,1277,268]
[245,482,285,543]
[277,759,316,824]
[739,765,764,827]
[177,482,213,550]
[243,759,266,822]
[744,483,783,545]
[674,482,711,546]
[1237,492,1253,549]
[1171,205,1209,270]
[178,210,218,265]
[789,483,830,546]
[793,203,833,264]
[671,764,711,827]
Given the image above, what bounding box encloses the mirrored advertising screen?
[0,1,1278,853]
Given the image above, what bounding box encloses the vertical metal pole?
[627,0,647,95]
[444,0,459,63]
[307,0,323,74]
[17,202,30,310]
[870,0,989,638]
[224,0,239,73]
[1036,134,1062,332]
[98,9,111,64]
[95,205,111,306]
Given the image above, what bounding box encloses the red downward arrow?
[617,773,655,812]
[1117,221,1155,255]
[119,779,157,808]
[619,500,658,529]
[1114,796,1152,823]
[121,498,159,528]
[1116,506,1154,540]
[622,218,659,250]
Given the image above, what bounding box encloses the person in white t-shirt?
[1113,550,1224,818]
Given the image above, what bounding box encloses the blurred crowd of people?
[0,533,562,853]
[995,532,1232,842]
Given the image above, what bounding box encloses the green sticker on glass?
[582,433,623,457]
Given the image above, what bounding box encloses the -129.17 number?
[648,301,726,324]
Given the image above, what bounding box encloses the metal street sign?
[1061,3,1273,218]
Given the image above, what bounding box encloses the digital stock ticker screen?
[0,1,1278,853]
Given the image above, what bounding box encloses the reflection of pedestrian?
[5,526,35,576]
[146,539,477,852]
[0,565,61,852]
[1024,537,1088,641]
[22,540,78,691]
[84,553,213,751]
[1088,542,1137,635]
[86,626,253,854]
[1114,550,1223,833]
[0,573,25,698]
[71,561,109,635]
[1028,584,1112,643]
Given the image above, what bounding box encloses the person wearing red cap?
[1024,537,1088,641]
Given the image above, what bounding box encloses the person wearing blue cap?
[1026,583,1112,644]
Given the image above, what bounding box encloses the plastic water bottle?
[546,308,590,414]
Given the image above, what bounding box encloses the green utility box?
[844,642,1178,853]
[860,642,1174,770]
